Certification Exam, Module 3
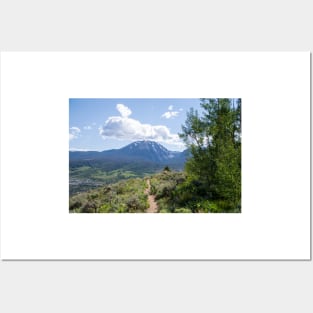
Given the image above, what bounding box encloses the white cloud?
[116,103,132,118]
[70,126,80,132]
[162,105,180,119]
[83,125,92,130]
[69,126,80,141]
[69,148,89,151]
[99,105,182,146]
[161,111,179,119]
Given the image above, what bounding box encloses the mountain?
[69,141,190,195]
[69,140,188,165]
[117,141,180,163]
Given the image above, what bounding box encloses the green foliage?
[149,171,189,213]
[69,167,140,195]
[69,156,184,196]
[81,200,97,213]
[69,199,82,211]
[126,194,148,212]
[179,98,241,213]
[174,208,192,213]
[69,177,148,213]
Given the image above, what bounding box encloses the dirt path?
[145,179,158,213]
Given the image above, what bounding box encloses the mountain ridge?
[69,140,190,195]
[69,140,188,165]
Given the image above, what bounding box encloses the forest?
[69,98,241,213]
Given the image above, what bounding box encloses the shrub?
[88,193,99,200]
[69,199,82,211]
[174,208,192,213]
[98,203,111,213]
[126,194,147,212]
[159,209,169,213]
[81,200,97,213]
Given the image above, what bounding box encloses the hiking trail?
[145,179,158,213]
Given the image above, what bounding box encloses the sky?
[69,98,203,152]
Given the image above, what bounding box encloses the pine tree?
[179,98,241,212]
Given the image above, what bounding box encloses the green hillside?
[69,168,239,213]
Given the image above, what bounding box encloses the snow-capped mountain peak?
[120,140,176,162]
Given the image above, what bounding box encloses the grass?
[70,177,149,213]
[69,168,240,213]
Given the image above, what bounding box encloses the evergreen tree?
[179,98,241,212]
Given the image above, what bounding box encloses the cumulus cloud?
[99,104,182,146]
[161,111,179,119]
[69,126,80,141]
[161,104,180,119]
[116,103,132,118]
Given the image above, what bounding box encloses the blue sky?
[69,98,203,151]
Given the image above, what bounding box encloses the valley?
[69,169,187,213]
[69,141,191,213]
[69,140,187,195]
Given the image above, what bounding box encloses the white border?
[0,52,310,259]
